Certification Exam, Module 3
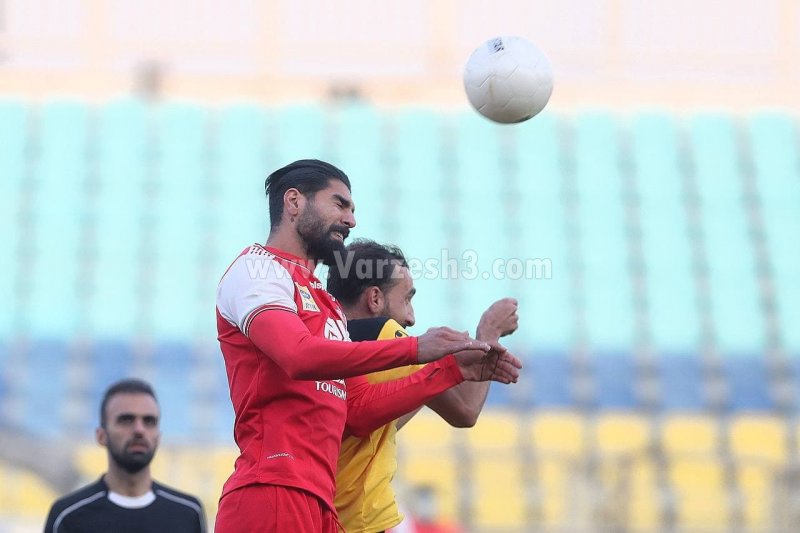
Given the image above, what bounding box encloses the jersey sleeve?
[248,310,419,380]
[344,355,464,437]
[216,251,298,335]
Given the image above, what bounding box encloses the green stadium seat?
[388,109,451,329]
[688,114,764,353]
[25,101,90,337]
[571,112,634,350]
[212,104,270,257]
[630,112,700,350]
[142,103,209,341]
[748,114,800,353]
[329,104,390,242]
[747,113,800,206]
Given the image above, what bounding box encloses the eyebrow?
[333,193,354,211]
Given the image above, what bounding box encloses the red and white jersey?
[216,244,351,507]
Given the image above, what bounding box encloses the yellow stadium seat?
[0,462,57,517]
[398,410,456,450]
[594,413,651,457]
[465,411,526,528]
[661,414,719,457]
[593,414,658,529]
[530,411,587,457]
[729,415,787,465]
[396,411,459,521]
[75,444,106,478]
[668,457,729,530]
[527,412,587,529]
[397,455,459,522]
[727,416,787,531]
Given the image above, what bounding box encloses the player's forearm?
[425,380,490,427]
[344,355,464,438]
[248,311,418,379]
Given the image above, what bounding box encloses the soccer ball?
[463,36,554,124]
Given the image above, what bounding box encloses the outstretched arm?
[345,344,521,437]
[402,298,520,429]
[247,311,491,380]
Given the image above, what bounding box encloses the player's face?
[381,265,416,328]
[97,393,160,474]
[297,179,356,266]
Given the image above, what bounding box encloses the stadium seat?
[212,103,270,256]
[668,457,729,530]
[465,411,526,528]
[389,108,451,331]
[593,413,651,457]
[728,415,787,529]
[0,462,57,517]
[395,411,459,521]
[329,104,392,243]
[728,415,787,466]
[528,411,585,529]
[746,114,800,353]
[148,343,196,438]
[661,414,719,457]
[529,353,572,407]
[630,112,701,352]
[25,101,91,338]
[572,112,635,351]
[689,114,765,354]
[593,354,637,409]
[21,341,70,437]
[658,355,705,410]
[723,357,772,410]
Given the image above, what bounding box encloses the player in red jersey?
[214,159,522,533]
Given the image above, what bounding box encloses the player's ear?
[96,426,107,447]
[366,286,384,314]
[284,188,303,220]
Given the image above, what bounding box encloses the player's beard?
[297,203,348,266]
[108,438,156,474]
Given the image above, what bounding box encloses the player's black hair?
[99,378,158,428]
[326,239,409,306]
[265,159,351,229]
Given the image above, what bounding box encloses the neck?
[104,464,152,497]
[265,228,318,270]
[343,304,378,321]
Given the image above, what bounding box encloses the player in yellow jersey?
[326,239,518,533]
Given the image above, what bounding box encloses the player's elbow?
[446,409,480,428]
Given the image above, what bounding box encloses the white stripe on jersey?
[155,489,205,531]
[53,491,106,532]
[217,249,298,332]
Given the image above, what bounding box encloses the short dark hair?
[99,378,158,427]
[265,159,351,229]
[326,239,409,306]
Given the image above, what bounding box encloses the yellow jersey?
[335,317,424,533]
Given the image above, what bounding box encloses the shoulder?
[47,480,107,528]
[347,317,392,341]
[152,481,204,515]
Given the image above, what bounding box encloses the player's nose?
[342,210,355,229]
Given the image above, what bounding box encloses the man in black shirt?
[44,378,206,533]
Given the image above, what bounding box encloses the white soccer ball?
[463,36,554,124]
